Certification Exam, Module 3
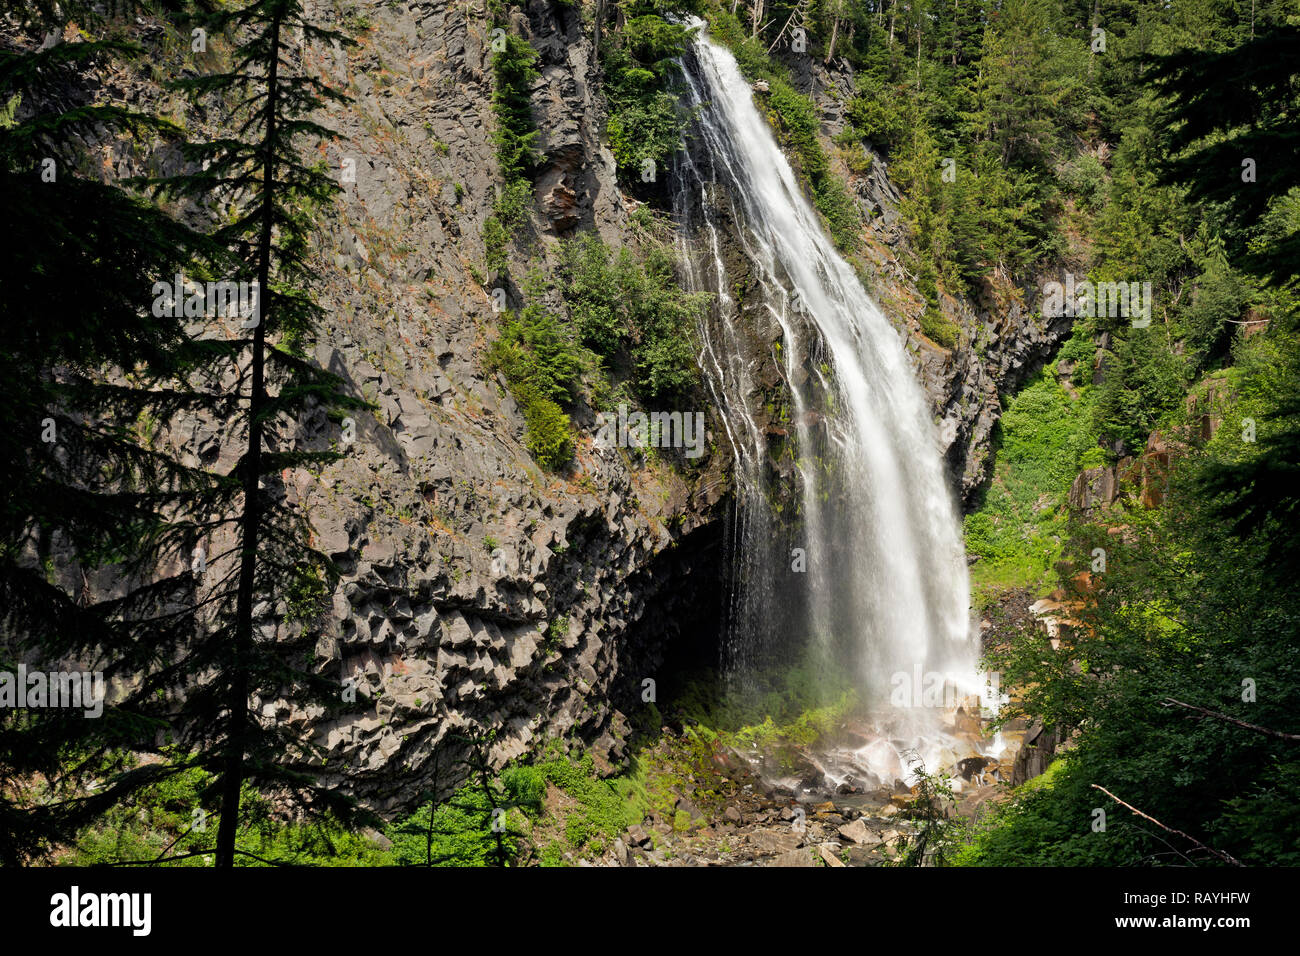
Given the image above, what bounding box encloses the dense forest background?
[1,0,1297,866]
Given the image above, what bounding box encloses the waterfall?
[671,23,983,778]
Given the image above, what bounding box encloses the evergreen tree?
[483,26,540,278]
[151,0,366,867]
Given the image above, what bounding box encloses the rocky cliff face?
[13,1,725,812]
[22,0,1070,813]
[260,0,733,809]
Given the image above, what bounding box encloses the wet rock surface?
[575,717,1022,868]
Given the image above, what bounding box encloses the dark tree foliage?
[483,27,540,278]
[0,12,230,866]
[1150,24,1300,279]
[972,416,1300,865]
[490,31,541,185]
[1148,19,1300,579]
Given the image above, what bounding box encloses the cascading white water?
[673,22,985,781]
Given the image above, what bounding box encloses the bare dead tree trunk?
[825,15,840,64]
[952,0,960,65]
[916,19,922,88]
[1088,0,1100,78]
[767,0,808,54]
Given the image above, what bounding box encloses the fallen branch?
[1091,784,1242,867]
[1162,698,1300,741]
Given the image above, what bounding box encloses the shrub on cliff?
[558,232,708,407]
[487,274,585,470]
[600,7,696,190]
[484,30,539,277]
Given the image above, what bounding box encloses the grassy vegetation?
[963,349,1101,603]
[380,745,649,866]
[61,661,893,868]
[532,750,648,855]
[386,766,539,866]
[383,663,863,866]
[65,745,645,868]
[69,765,392,867]
[670,656,857,741]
